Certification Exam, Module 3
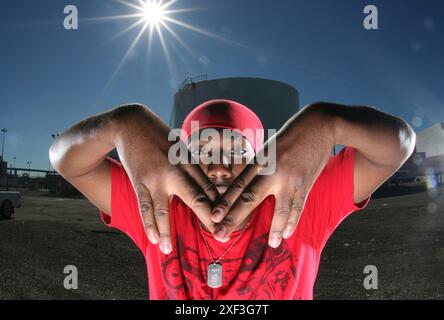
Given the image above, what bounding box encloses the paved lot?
[0,188,443,300]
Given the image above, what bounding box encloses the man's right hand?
[50,104,218,255]
[115,105,219,254]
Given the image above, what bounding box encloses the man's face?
[188,129,255,196]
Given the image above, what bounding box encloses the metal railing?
[178,74,208,91]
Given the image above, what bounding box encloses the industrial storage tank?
[170,77,300,136]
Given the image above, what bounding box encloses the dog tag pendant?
[207,263,222,288]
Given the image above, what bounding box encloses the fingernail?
[269,236,281,248]
[283,226,293,239]
[148,233,159,245]
[212,208,224,222]
[214,226,228,241]
[160,242,172,254]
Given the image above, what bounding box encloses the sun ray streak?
[81,13,145,24]
[163,8,204,14]
[156,23,180,87]
[117,0,144,12]
[105,18,147,44]
[159,20,198,59]
[144,24,156,72]
[162,27,198,77]
[162,16,261,53]
[104,22,149,89]
[161,0,180,10]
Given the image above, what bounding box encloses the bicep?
[354,150,399,203]
[66,160,112,215]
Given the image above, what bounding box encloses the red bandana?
[180,99,264,153]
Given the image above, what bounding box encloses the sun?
[140,1,166,26]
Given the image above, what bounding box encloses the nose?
[207,163,232,180]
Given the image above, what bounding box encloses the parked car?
[0,191,21,219]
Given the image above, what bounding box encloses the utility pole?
[27,161,32,176]
[1,128,7,160]
[1,128,8,191]
[12,157,17,176]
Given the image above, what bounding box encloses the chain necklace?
[199,221,250,289]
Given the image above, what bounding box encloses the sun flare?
[93,0,253,90]
[140,1,166,26]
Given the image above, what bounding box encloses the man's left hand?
[211,106,336,247]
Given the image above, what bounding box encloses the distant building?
[416,122,444,158]
[391,122,444,186]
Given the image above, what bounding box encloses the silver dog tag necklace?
[199,221,250,289]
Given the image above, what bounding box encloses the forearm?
[307,102,416,167]
[49,104,147,178]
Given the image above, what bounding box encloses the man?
[49,99,415,299]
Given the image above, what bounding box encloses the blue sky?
[0,0,443,171]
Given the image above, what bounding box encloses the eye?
[231,149,247,156]
[200,149,211,156]
[191,148,211,156]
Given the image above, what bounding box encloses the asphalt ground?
[0,187,443,300]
